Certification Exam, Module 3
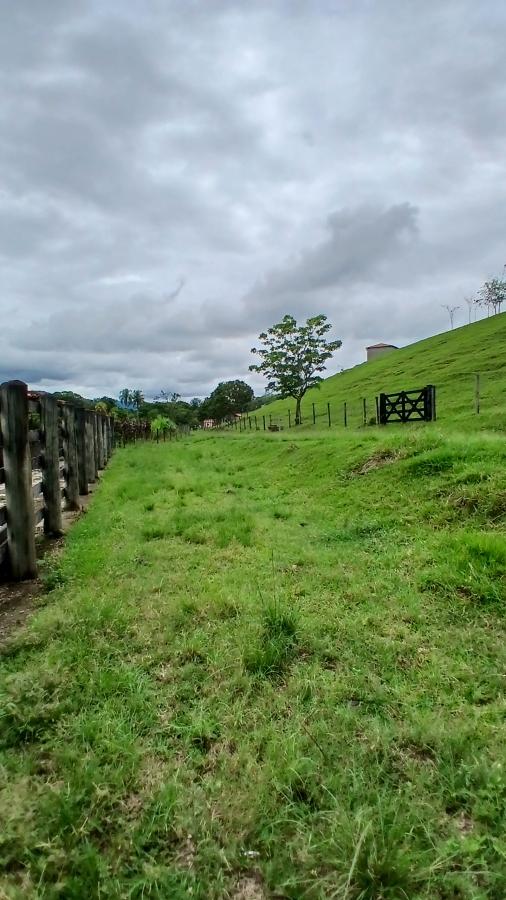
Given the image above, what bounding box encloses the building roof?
[366,342,398,349]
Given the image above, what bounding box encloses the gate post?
[378,394,387,425]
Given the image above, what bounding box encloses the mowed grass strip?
[1,427,506,898]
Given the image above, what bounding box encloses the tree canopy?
[250,314,341,423]
[204,380,254,421]
[475,278,505,316]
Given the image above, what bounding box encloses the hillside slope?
[261,312,506,430]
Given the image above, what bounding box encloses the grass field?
[261,312,506,431]
[1,423,506,898]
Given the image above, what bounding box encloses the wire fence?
[223,371,505,433]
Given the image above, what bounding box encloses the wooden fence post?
[40,393,63,535]
[101,417,107,462]
[105,417,110,460]
[99,415,105,468]
[75,407,89,495]
[475,373,480,415]
[93,414,101,473]
[0,380,37,579]
[62,404,80,510]
[85,412,96,483]
[327,402,331,427]
[343,401,347,428]
[363,398,367,426]
[312,403,316,425]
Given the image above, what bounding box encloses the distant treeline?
[54,380,279,429]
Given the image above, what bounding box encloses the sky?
[1,0,505,401]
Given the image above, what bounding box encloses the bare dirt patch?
[231,873,266,900]
[352,449,402,476]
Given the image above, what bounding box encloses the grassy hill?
[1,425,506,897]
[260,312,506,430]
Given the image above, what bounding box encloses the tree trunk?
[295,397,302,425]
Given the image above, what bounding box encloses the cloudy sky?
[1,1,505,400]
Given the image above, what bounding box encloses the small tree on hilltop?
[476,278,506,316]
[250,314,342,425]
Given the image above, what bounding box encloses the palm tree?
[119,388,131,408]
[131,390,144,411]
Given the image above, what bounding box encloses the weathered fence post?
[312,403,316,425]
[343,401,347,428]
[263,415,266,431]
[62,404,80,510]
[288,410,291,428]
[101,415,109,466]
[98,415,105,468]
[475,373,480,415]
[40,393,63,535]
[0,380,37,579]
[93,414,101,473]
[75,407,89,495]
[93,414,100,476]
[98,416,104,466]
[327,402,331,427]
[85,412,96,483]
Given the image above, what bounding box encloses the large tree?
[206,380,254,421]
[250,314,341,424]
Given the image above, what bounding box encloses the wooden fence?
[0,380,114,581]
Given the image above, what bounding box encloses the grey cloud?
[244,203,419,302]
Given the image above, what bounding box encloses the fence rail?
[0,380,115,581]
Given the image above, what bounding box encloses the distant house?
[366,342,398,362]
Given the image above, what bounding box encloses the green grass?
[261,312,506,430]
[1,426,506,898]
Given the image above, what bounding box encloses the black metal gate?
[377,385,436,425]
